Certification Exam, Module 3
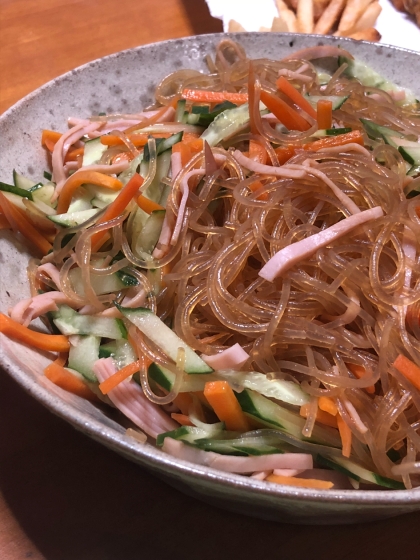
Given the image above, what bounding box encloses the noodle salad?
[1,40,419,491]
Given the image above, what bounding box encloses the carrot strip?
[266,474,334,489]
[171,413,194,426]
[249,179,269,201]
[100,132,171,147]
[304,129,364,151]
[337,413,352,458]
[44,359,98,401]
[0,191,52,255]
[276,76,317,119]
[317,99,333,130]
[347,363,375,394]
[203,380,250,432]
[318,396,338,416]
[64,146,84,163]
[249,140,268,165]
[259,90,311,132]
[0,213,11,229]
[56,171,123,214]
[91,173,144,251]
[274,145,297,164]
[393,354,420,392]
[0,313,70,352]
[181,89,248,105]
[99,360,141,395]
[41,129,62,147]
[248,62,258,135]
[173,392,194,416]
[172,141,193,167]
[136,195,165,214]
[300,403,337,428]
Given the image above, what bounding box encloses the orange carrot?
[203,380,250,432]
[347,363,375,394]
[173,392,194,416]
[304,129,364,151]
[318,396,338,416]
[248,62,258,135]
[259,90,311,132]
[100,132,171,147]
[99,360,141,394]
[300,403,338,428]
[172,141,193,167]
[41,129,62,147]
[393,354,420,392]
[64,146,84,163]
[0,213,11,229]
[124,106,172,135]
[276,76,317,119]
[249,140,268,165]
[337,413,352,458]
[181,89,248,105]
[56,171,123,214]
[91,173,144,251]
[0,313,70,352]
[44,359,98,401]
[274,145,297,165]
[249,179,269,201]
[136,195,165,214]
[266,473,334,489]
[0,191,52,255]
[317,99,333,130]
[171,413,194,426]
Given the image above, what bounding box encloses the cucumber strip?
[311,127,352,138]
[68,268,134,297]
[13,169,39,190]
[68,187,93,212]
[68,335,100,381]
[143,132,184,162]
[304,95,349,110]
[87,184,119,206]
[188,101,237,127]
[360,118,405,143]
[236,389,341,448]
[116,305,213,374]
[52,305,127,339]
[398,146,420,166]
[156,424,225,447]
[133,209,166,256]
[195,436,282,456]
[316,454,404,490]
[0,181,34,200]
[31,183,56,208]
[99,341,117,359]
[175,99,187,123]
[140,150,172,202]
[148,362,218,392]
[82,137,107,167]
[49,208,100,227]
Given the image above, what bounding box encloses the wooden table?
[1,1,420,558]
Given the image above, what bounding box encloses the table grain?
[1,1,420,558]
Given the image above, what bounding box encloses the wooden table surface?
[1,1,420,558]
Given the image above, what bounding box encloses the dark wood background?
[1,1,420,558]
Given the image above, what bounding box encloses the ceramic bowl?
[1,32,420,525]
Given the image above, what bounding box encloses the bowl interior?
[1,32,420,523]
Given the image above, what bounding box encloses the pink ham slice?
[281,46,354,62]
[162,437,313,473]
[259,206,384,282]
[233,150,306,179]
[202,344,250,371]
[93,358,177,439]
[9,291,79,327]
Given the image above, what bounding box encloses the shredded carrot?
[181,89,248,105]
[0,191,52,255]
[337,413,352,458]
[56,170,123,214]
[0,213,11,229]
[100,132,170,147]
[64,146,84,163]
[300,403,337,428]
[318,396,338,416]
[317,99,333,130]
[259,90,311,132]
[182,132,201,144]
[91,173,144,251]
[99,360,142,395]
[274,145,297,165]
[266,474,334,489]
[172,141,193,167]
[276,76,317,120]
[173,392,193,416]
[304,129,364,151]
[416,206,420,219]
[249,179,269,201]
[347,363,375,394]
[171,413,194,426]
[136,194,165,214]
[41,129,62,147]
[44,358,98,401]
[249,140,268,165]
[248,62,258,135]
[43,137,57,153]
[0,313,70,352]
[203,380,250,432]
[393,354,420,392]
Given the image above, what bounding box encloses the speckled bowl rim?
[1,32,420,510]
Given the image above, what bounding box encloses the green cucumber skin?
[0,181,34,200]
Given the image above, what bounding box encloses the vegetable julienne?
[0,39,419,492]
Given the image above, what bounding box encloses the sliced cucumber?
[49,208,100,227]
[360,118,405,143]
[52,305,127,339]
[13,169,40,191]
[316,454,404,490]
[68,187,93,212]
[311,127,352,138]
[140,150,172,202]
[99,341,117,359]
[398,146,420,166]
[68,267,136,297]
[87,184,119,207]
[68,334,100,381]
[143,132,184,162]
[116,305,213,374]
[304,95,349,110]
[0,181,34,200]
[148,362,217,392]
[236,389,341,448]
[82,137,107,167]
[175,99,187,123]
[133,209,166,256]
[31,183,56,208]
[156,424,225,447]
[187,101,237,127]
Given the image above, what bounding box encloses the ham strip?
[202,344,250,371]
[170,169,205,245]
[259,206,384,282]
[162,438,313,473]
[37,263,62,290]
[233,150,306,179]
[9,291,78,326]
[281,46,354,62]
[93,358,177,438]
